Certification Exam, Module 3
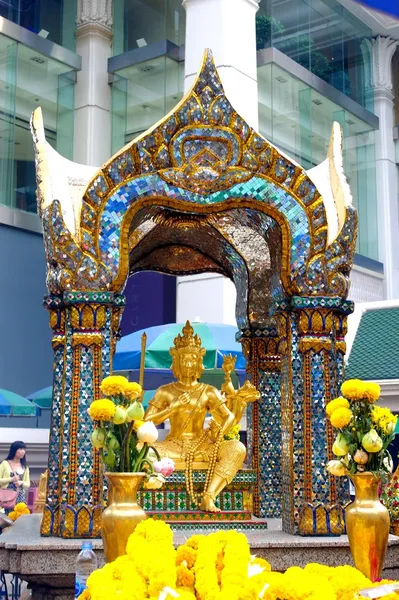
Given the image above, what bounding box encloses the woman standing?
[0,441,30,508]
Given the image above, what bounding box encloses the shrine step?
[150,515,269,532]
[148,510,253,522]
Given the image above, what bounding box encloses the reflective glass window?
[111,55,184,153]
[113,0,185,55]
[0,34,75,213]
[257,0,373,110]
[0,0,77,50]
[258,62,378,260]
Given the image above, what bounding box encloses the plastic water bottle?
[74,541,98,599]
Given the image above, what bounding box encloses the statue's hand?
[172,392,191,411]
[208,419,222,442]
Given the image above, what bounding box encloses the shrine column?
[74,0,113,166]
[240,327,284,519]
[362,36,399,298]
[279,298,353,535]
[41,292,125,538]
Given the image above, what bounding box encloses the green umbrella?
[26,386,52,408]
[0,389,39,416]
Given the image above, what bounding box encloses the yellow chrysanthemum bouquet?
[326,379,396,479]
[88,376,174,485]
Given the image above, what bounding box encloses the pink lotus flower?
[153,457,175,477]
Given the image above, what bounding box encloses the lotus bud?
[112,406,127,425]
[386,421,396,435]
[144,474,165,490]
[137,421,158,444]
[353,449,368,465]
[362,429,383,453]
[332,434,350,457]
[103,449,116,468]
[107,434,120,452]
[126,400,145,422]
[153,458,175,477]
[91,428,106,449]
[326,460,347,476]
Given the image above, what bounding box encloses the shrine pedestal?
[1,515,399,599]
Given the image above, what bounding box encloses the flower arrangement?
[224,423,241,441]
[8,502,30,521]
[89,375,174,488]
[79,518,399,600]
[326,379,396,478]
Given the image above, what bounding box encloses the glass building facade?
[257,0,373,110]
[0,32,76,213]
[258,62,377,259]
[257,0,378,261]
[110,0,185,154]
[113,0,185,55]
[0,0,77,50]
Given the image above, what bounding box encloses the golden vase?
[102,472,147,563]
[346,472,390,581]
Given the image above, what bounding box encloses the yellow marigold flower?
[326,397,349,417]
[330,407,353,429]
[341,379,366,401]
[176,563,195,588]
[100,375,128,397]
[125,381,142,400]
[8,511,17,521]
[14,502,27,512]
[363,382,380,403]
[88,399,116,422]
[176,545,197,569]
[77,590,91,600]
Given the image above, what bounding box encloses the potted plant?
[326,379,396,581]
[88,375,175,562]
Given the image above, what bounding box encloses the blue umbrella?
[113,322,246,372]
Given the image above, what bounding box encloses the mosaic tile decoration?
[97,175,311,283]
[258,362,282,518]
[32,49,356,305]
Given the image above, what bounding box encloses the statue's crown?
[173,321,203,351]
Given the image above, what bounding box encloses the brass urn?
[101,472,147,563]
[346,472,390,581]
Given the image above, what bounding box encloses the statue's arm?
[144,390,174,425]
[208,389,235,435]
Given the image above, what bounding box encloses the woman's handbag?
[0,488,17,509]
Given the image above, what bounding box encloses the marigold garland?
[80,519,399,600]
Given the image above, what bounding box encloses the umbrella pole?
[139,333,147,399]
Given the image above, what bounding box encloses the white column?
[177,0,259,326]
[183,0,260,129]
[363,36,399,299]
[73,0,113,166]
